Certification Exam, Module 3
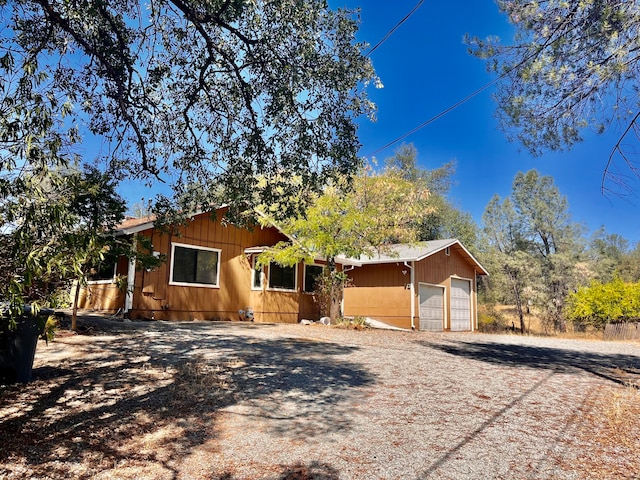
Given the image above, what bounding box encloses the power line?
[366,0,425,57]
[366,11,570,158]
[367,75,504,158]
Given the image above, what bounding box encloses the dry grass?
[485,304,606,340]
[170,357,245,406]
[573,386,640,479]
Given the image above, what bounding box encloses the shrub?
[566,278,640,329]
[478,306,508,333]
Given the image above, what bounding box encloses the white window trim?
[87,263,117,284]
[251,256,264,291]
[267,262,298,292]
[445,246,451,256]
[169,242,221,289]
[303,263,324,294]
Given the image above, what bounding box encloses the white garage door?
[419,284,444,332]
[450,278,471,331]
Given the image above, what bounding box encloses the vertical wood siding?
[344,263,412,329]
[75,249,131,312]
[343,245,480,331]
[82,210,322,323]
[127,210,292,321]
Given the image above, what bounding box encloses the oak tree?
[1,0,376,219]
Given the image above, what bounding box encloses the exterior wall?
[94,210,323,323]
[343,263,412,329]
[128,210,285,321]
[249,262,322,323]
[75,256,129,312]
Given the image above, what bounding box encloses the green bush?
[566,278,640,329]
[478,306,508,333]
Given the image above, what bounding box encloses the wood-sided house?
[341,240,488,331]
[76,208,323,323]
[77,208,487,331]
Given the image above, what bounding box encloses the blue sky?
[116,1,640,245]
[327,0,640,245]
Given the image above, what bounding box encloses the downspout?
[473,269,478,332]
[341,265,355,316]
[125,234,137,313]
[404,261,415,330]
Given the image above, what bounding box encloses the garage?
[419,283,444,332]
[342,240,487,331]
[450,278,471,331]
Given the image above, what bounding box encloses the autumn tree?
[1,0,376,221]
[258,169,431,321]
[468,0,640,192]
[383,144,479,251]
[567,279,640,329]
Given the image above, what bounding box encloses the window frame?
[87,263,117,284]
[169,242,221,288]
[267,262,298,292]
[251,255,264,290]
[303,263,324,294]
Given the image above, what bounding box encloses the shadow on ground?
[0,319,374,479]
[418,339,640,387]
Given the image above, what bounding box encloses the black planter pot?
[0,315,45,384]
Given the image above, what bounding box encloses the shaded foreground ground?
[1,316,639,479]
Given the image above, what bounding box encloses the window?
[252,256,263,289]
[268,263,296,291]
[304,264,323,293]
[445,246,451,256]
[87,262,116,283]
[170,243,221,287]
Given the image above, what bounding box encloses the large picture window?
[170,243,221,287]
[268,263,296,291]
[304,264,323,293]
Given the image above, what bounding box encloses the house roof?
[117,215,157,234]
[337,239,488,275]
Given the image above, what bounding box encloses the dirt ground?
[1,315,639,479]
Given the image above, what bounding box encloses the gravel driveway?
[1,317,639,479]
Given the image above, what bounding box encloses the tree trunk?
[510,274,525,334]
[327,258,342,322]
[71,280,81,331]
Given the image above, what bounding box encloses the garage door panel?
[419,284,444,332]
[450,278,471,331]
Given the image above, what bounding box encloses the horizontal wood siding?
[342,246,481,331]
[344,263,412,329]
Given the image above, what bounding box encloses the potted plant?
[0,305,56,384]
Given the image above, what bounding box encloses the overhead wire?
[365,7,573,158]
[367,75,506,158]
[365,0,425,57]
